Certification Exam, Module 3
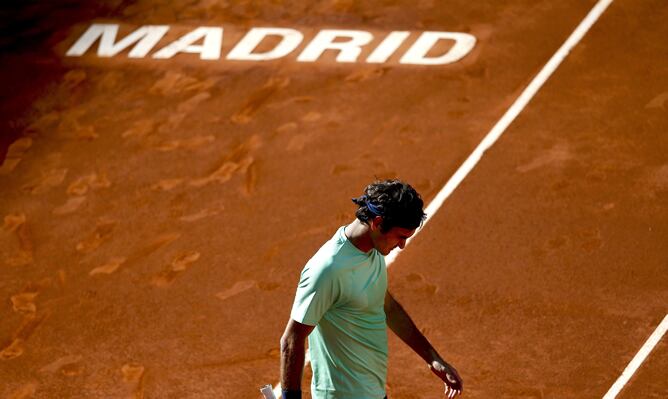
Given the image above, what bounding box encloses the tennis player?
[280,179,463,398]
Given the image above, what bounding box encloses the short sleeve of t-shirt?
[290,261,341,326]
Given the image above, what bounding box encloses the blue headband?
[361,195,383,216]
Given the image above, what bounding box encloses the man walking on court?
[280,179,463,398]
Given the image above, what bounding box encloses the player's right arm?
[282,255,339,396]
[280,319,315,393]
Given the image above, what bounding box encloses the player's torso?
[334,253,387,320]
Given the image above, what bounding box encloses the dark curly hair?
[352,179,426,232]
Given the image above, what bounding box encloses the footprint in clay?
[0,314,47,360]
[40,355,84,377]
[5,383,37,399]
[76,219,117,253]
[151,251,200,287]
[215,280,257,301]
[121,363,146,399]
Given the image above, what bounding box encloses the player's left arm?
[385,290,463,397]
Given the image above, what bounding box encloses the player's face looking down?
[369,216,416,255]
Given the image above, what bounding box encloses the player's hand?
[428,359,463,397]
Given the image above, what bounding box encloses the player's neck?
[344,219,374,253]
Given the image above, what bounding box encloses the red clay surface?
[1,1,666,398]
[618,339,667,399]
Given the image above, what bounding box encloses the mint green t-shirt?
[290,226,388,399]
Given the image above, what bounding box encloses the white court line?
[387,0,614,264]
[270,0,614,396]
[602,314,668,399]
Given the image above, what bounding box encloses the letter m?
[66,24,169,58]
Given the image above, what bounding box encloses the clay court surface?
[1,1,667,398]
